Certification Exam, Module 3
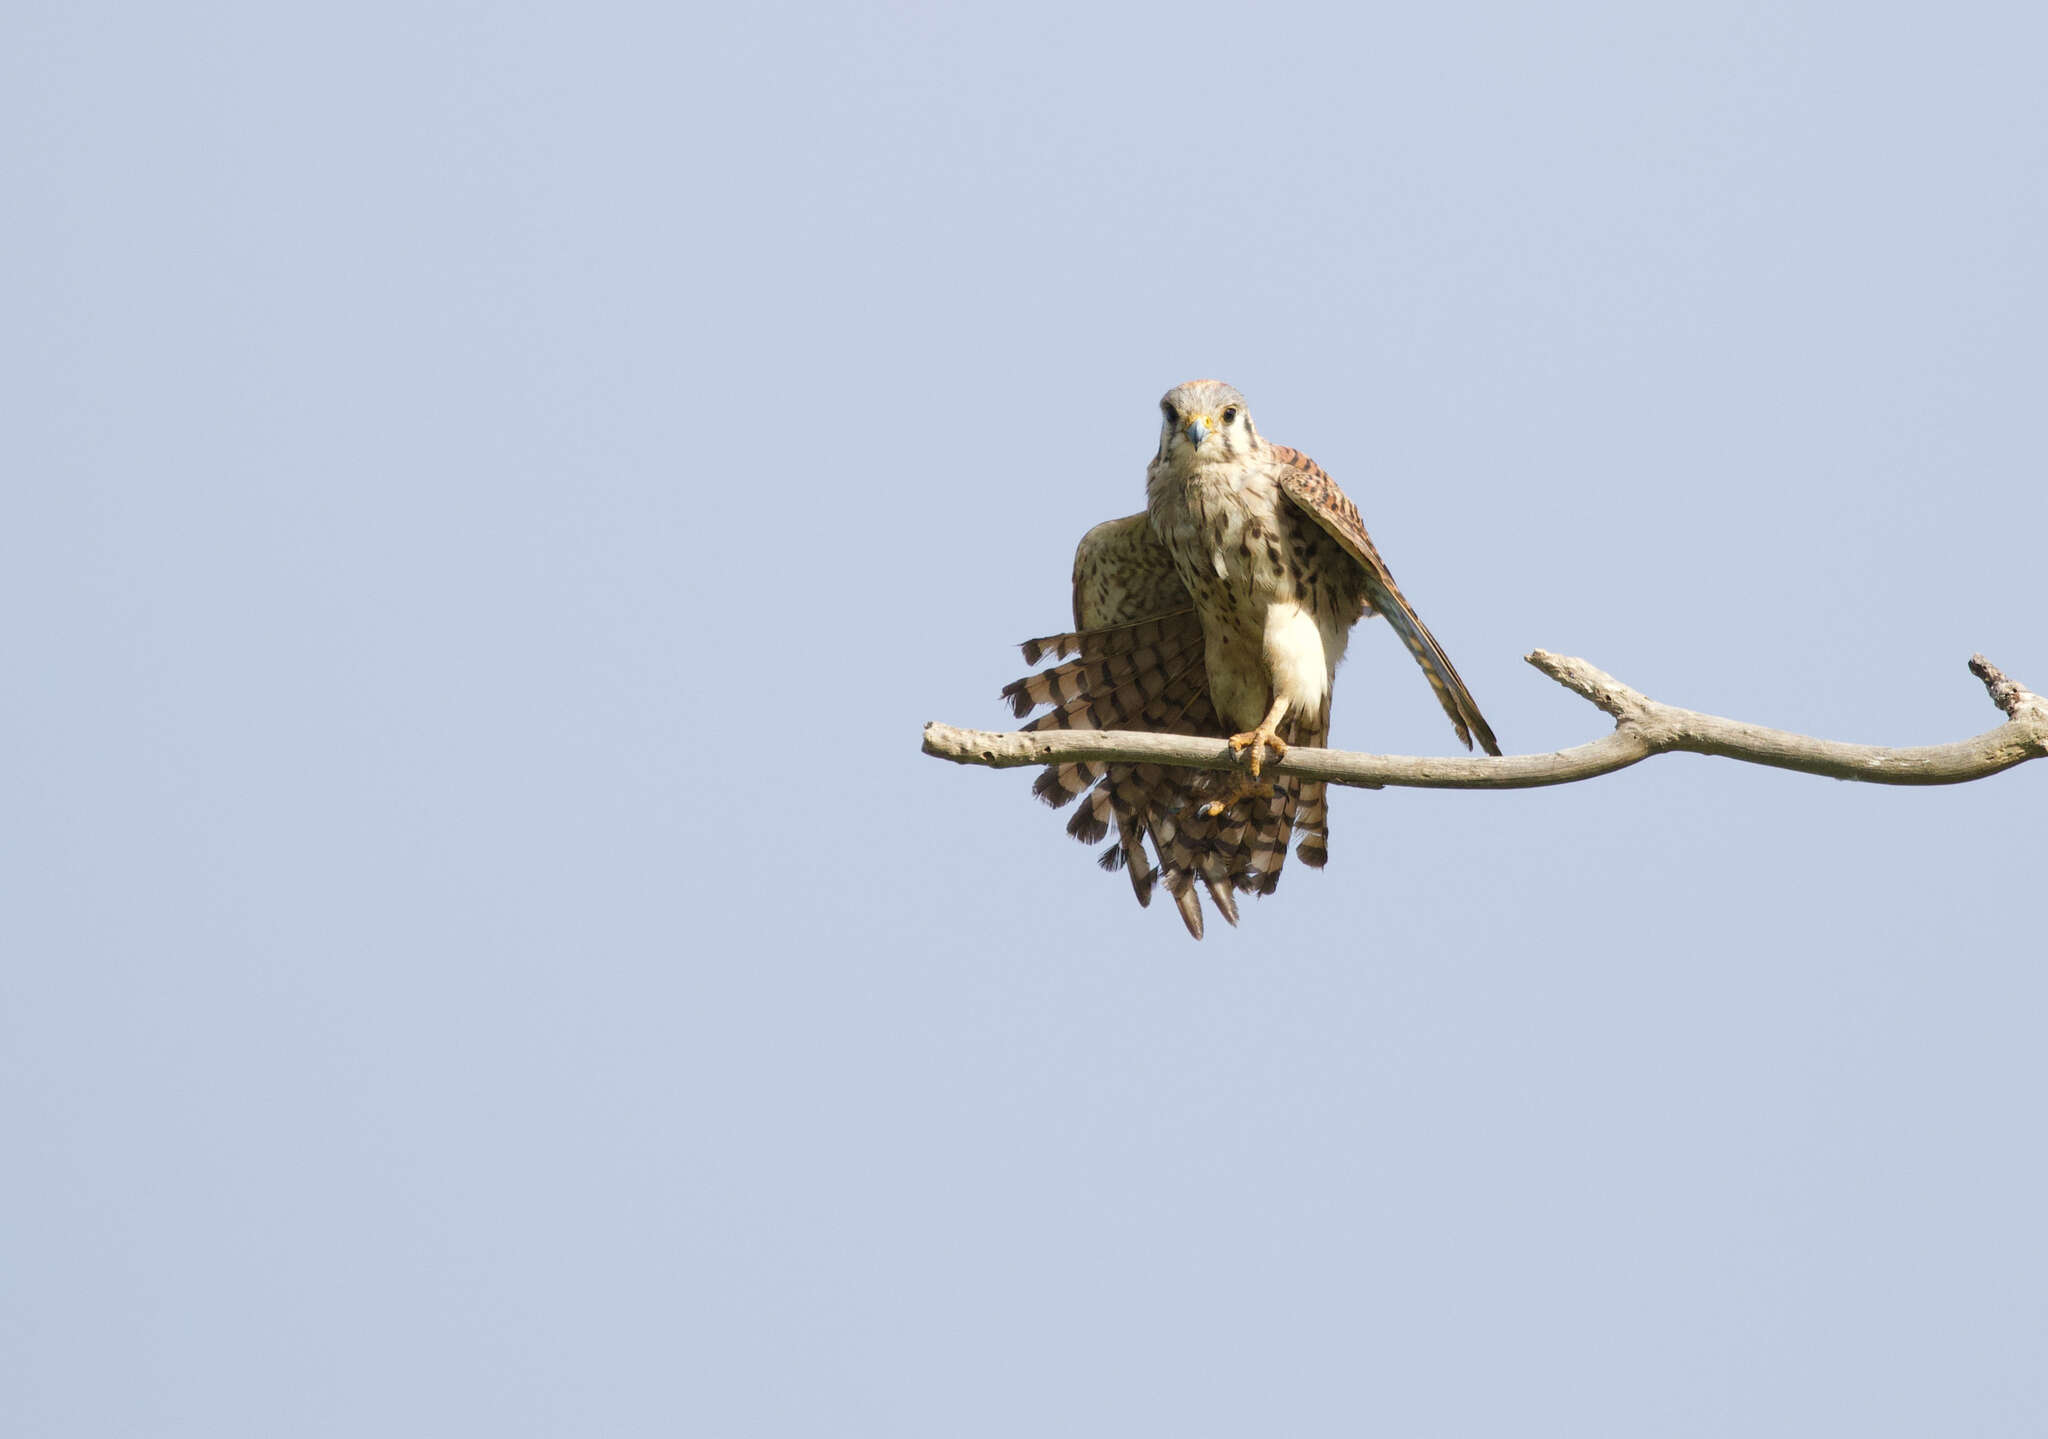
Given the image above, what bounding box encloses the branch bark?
[922,652,2048,791]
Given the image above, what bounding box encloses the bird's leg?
[1228,695,1291,778]
[1203,697,1291,817]
[1201,775,1274,818]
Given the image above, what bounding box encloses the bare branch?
[922,652,2048,791]
[1972,654,2048,726]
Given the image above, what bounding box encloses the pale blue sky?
[6,2,2046,1434]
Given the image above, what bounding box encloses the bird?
[1001,379,1501,939]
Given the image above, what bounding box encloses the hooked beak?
[1184,416,1209,446]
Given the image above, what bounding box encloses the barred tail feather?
[1292,720,1331,868]
[1295,782,1330,868]
[1019,608,1196,669]
[1170,879,1204,939]
[1031,760,1104,809]
[1065,785,1113,844]
[1005,603,1328,938]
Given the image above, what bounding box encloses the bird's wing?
[1070,512,1191,631]
[1000,513,1302,939]
[1008,512,1194,667]
[1272,449,1502,756]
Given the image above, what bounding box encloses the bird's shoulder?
[1263,444,1369,536]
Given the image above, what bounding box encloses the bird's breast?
[1160,473,1294,601]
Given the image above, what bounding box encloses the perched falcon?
[1002,379,1501,939]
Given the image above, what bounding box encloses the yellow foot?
[1227,726,1289,778]
[1203,776,1276,818]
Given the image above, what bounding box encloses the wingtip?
[1455,714,1503,758]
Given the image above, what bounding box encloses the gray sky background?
[7,2,2046,1434]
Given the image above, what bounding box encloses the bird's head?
[1156,379,1259,468]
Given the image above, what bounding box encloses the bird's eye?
[1222,407,1239,425]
